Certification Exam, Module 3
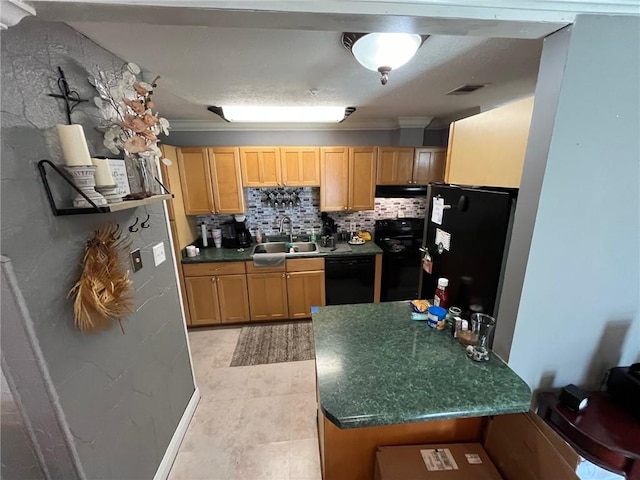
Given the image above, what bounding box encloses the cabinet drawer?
[245,261,286,274]
[183,262,246,277]
[286,257,325,272]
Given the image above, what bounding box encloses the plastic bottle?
[310,227,317,243]
[433,277,449,309]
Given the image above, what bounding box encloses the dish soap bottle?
[433,277,449,308]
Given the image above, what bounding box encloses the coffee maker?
[221,216,252,248]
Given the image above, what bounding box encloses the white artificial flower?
[126,62,141,74]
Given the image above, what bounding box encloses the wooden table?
[537,392,640,480]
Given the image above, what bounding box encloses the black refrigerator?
[419,183,517,317]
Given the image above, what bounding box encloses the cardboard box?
[375,443,502,480]
[374,412,580,480]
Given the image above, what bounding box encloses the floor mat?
[230,321,315,366]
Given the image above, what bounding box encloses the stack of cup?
[186,245,198,257]
[212,229,222,248]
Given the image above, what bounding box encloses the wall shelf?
[55,194,173,216]
[38,159,173,216]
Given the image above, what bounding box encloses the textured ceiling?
[68,22,543,127]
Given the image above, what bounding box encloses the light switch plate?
[130,248,143,272]
[152,242,166,266]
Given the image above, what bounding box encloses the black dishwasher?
[325,255,376,305]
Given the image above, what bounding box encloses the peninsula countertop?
[181,241,382,264]
[312,302,532,429]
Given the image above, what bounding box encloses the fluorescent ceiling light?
[217,106,350,123]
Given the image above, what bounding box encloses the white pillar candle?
[56,124,92,166]
[92,158,115,186]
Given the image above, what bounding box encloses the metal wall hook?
[47,67,89,125]
[129,217,140,233]
[140,213,151,229]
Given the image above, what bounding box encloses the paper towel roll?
[92,158,115,186]
[56,124,92,166]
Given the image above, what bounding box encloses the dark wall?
[1,20,194,478]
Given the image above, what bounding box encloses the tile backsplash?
[198,188,427,235]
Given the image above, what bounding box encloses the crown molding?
[0,1,35,30]
[168,119,405,132]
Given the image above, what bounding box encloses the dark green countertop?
[312,301,531,429]
[181,241,382,264]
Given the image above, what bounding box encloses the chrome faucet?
[279,215,293,243]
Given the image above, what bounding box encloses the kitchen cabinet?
[280,147,320,186]
[320,147,376,211]
[349,147,377,210]
[287,271,325,319]
[208,147,245,214]
[445,96,534,188]
[412,147,447,185]
[376,147,415,185]
[216,275,251,323]
[246,271,289,321]
[177,147,215,215]
[183,262,250,325]
[184,276,220,326]
[286,258,325,319]
[160,144,198,325]
[240,147,281,187]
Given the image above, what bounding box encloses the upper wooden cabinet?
[349,147,377,211]
[177,147,245,215]
[376,147,415,185]
[280,147,320,186]
[412,147,447,185]
[320,147,350,211]
[320,147,376,211]
[208,147,245,214]
[445,96,534,188]
[177,147,215,215]
[240,147,281,187]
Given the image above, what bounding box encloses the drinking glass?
[467,313,496,362]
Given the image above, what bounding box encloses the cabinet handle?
[211,276,216,283]
[287,275,290,279]
[282,273,286,278]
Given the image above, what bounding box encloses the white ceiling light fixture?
[342,32,427,85]
[208,106,356,123]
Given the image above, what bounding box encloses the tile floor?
[168,327,322,480]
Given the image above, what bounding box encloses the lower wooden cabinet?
[216,275,251,323]
[183,262,250,326]
[286,270,326,319]
[247,272,289,321]
[185,259,325,325]
[184,276,221,326]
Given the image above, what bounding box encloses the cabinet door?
[376,147,414,185]
[349,147,377,211]
[287,271,326,319]
[247,273,289,321]
[217,274,250,323]
[209,147,245,214]
[240,147,281,187]
[429,149,447,183]
[169,221,192,325]
[281,147,320,186]
[320,147,349,211]
[184,276,220,325]
[177,147,215,215]
[412,147,447,185]
[159,145,178,220]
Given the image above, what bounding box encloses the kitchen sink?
[252,242,318,255]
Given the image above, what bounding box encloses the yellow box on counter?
[374,412,579,480]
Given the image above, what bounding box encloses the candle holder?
[64,165,107,208]
[95,184,123,204]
